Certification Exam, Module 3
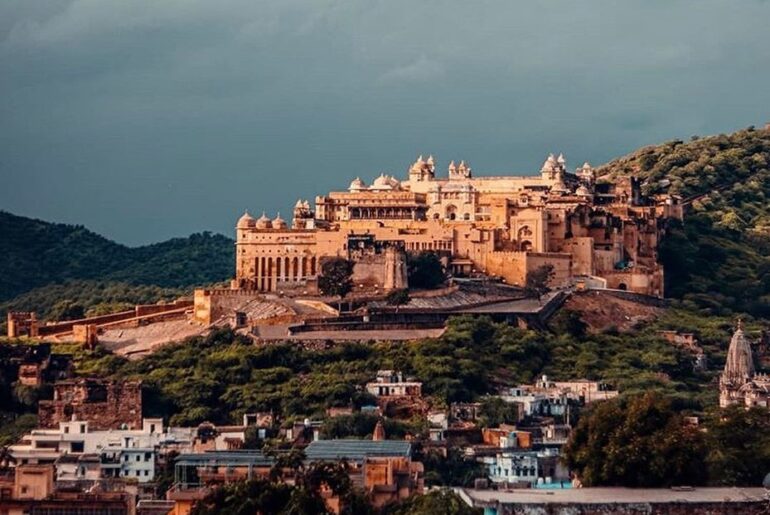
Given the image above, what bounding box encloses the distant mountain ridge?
[0,210,234,302]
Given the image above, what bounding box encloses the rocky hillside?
[598,126,770,317]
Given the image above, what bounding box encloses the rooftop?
[304,440,412,461]
[458,487,768,505]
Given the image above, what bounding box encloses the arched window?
[446,205,457,220]
[463,213,471,221]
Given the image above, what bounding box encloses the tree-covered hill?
[0,210,234,302]
[597,126,770,317]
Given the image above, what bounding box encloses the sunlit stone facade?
[234,154,682,295]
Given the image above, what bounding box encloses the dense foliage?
[190,476,476,515]
[564,393,770,487]
[318,257,354,299]
[407,252,446,289]
[599,126,770,316]
[69,314,710,426]
[381,490,480,515]
[524,264,554,301]
[190,461,359,515]
[0,210,233,302]
[563,393,708,487]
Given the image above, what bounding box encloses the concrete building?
[365,370,422,398]
[0,464,132,515]
[8,418,247,486]
[499,376,618,418]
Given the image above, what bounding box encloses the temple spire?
[722,319,754,384]
[372,420,385,441]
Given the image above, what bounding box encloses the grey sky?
[1,0,769,244]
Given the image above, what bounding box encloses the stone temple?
[719,320,770,408]
[233,154,683,296]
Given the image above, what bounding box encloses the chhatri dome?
[370,173,400,191]
[576,184,592,197]
[272,213,287,230]
[348,177,367,192]
[255,212,273,230]
[237,211,255,229]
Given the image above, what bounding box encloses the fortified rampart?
[7,300,193,341]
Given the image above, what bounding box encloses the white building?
[365,370,422,398]
[9,418,196,484]
[499,376,618,418]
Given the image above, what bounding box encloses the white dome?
[371,173,395,190]
[348,177,366,192]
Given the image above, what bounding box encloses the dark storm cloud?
[1,0,769,244]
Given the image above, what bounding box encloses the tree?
[381,490,481,515]
[705,406,770,486]
[563,393,708,487]
[317,257,354,302]
[478,397,521,427]
[190,479,294,515]
[407,252,446,289]
[385,288,410,309]
[524,264,554,303]
[49,299,85,321]
[242,426,263,450]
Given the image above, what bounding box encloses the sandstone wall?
[38,379,142,430]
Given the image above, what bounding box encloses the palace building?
[233,154,682,296]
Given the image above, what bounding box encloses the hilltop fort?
[234,154,681,296]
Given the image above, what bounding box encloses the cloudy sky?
[1,1,769,244]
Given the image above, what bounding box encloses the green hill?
[598,125,770,317]
[0,211,234,318]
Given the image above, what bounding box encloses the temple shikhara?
[233,154,682,296]
[719,320,770,408]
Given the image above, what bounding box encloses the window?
[64,426,69,434]
[145,452,151,461]
[80,424,86,433]
[136,455,141,462]
[71,441,84,453]
[144,470,149,476]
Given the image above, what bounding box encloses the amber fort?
[233,153,682,296]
